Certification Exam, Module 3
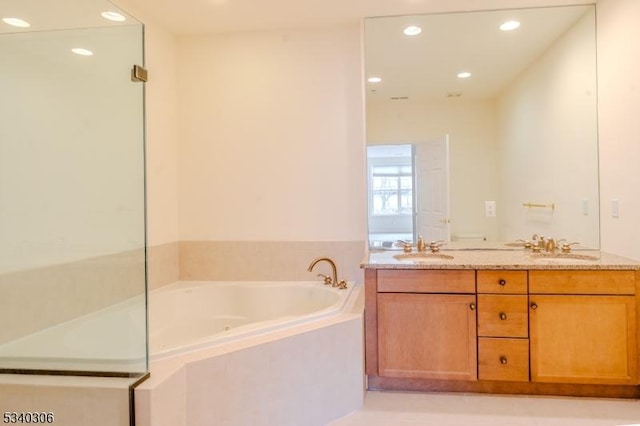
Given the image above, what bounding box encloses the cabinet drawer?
[477,270,527,294]
[529,270,635,295]
[377,270,475,293]
[479,338,529,382]
[478,295,529,338]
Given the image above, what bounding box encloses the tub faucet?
[307,257,346,289]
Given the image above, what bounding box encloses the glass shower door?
[0,1,147,377]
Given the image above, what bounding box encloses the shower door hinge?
[131,65,148,82]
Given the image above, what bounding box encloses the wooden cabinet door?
[530,295,637,385]
[377,293,477,381]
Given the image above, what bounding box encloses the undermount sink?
[530,253,599,263]
[393,252,454,262]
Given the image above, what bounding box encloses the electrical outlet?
[485,201,496,217]
[582,199,589,216]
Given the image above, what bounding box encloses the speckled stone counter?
[361,249,640,270]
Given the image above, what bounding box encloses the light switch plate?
[612,199,620,218]
[485,201,496,217]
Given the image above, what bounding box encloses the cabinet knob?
[499,312,507,320]
[530,302,538,310]
[469,303,476,311]
[500,356,508,365]
[498,279,506,286]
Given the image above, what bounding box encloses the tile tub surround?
[179,240,366,282]
[135,287,365,426]
[0,249,145,345]
[362,249,640,270]
[0,374,134,426]
[147,241,180,290]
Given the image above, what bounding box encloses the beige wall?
[142,20,180,247]
[173,26,367,282]
[114,0,181,287]
[597,0,640,261]
[176,26,365,242]
[111,5,368,284]
[106,3,182,248]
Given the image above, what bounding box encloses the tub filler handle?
[317,273,333,285]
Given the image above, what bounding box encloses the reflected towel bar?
[523,202,555,210]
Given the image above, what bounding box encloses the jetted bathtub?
[150,280,356,359]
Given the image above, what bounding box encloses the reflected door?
[415,135,450,242]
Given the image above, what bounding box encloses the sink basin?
[504,242,527,248]
[393,252,454,262]
[530,253,599,263]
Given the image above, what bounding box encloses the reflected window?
[371,164,413,215]
[367,144,415,248]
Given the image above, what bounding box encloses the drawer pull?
[498,279,507,286]
[500,356,508,365]
[499,312,507,320]
[469,303,476,311]
[530,302,538,310]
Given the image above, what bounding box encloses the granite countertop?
[361,249,640,271]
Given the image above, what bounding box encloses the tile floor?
[330,391,640,426]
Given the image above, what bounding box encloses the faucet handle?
[429,240,446,253]
[517,239,533,249]
[317,273,333,285]
[335,280,348,290]
[396,240,413,253]
[561,242,579,253]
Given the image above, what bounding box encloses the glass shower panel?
[0,4,147,376]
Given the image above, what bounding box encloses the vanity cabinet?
[378,293,477,380]
[376,270,477,381]
[364,265,640,397]
[529,271,637,385]
[477,270,529,382]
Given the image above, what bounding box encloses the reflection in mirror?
[364,5,599,250]
[367,144,414,249]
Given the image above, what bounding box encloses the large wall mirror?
[364,5,599,250]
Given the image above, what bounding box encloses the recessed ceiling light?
[2,17,30,28]
[500,20,521,31]
[457,72,472,79]
[101,11,126,22]
[72,48,94,56]
[403,25,422,36]
[368,77,382,83]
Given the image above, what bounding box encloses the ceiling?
[365,5,593,101]
[0,0,595,101]
[0,0,139,34]
[116,0,594,35]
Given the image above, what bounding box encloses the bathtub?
[150,280,355,359]
[136,280,364,426]
[0,295,146,373]
[0,281,355,372]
